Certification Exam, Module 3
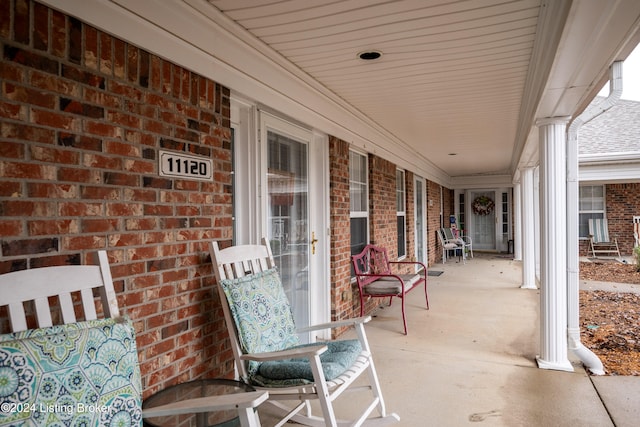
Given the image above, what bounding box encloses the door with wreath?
[469,191,497,251]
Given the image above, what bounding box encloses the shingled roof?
[579,97,640,155]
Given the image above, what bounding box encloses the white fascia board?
[579,152,640,164]
[579,161,640,183]
[450,174,513,190]
[39,0,449,187]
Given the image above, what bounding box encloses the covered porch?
[270,254,640,426]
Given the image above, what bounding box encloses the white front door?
[260,112,328,343]
[469,190,497,250]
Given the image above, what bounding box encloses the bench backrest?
[351,245,391,286]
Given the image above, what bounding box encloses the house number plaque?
[159,150,213,181]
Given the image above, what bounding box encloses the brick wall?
[578,183,640,256]
[605,183,640,255]
[328,136,354,328]
[369,155,397,251]
[427,180,442,265]
[0,0,233,397]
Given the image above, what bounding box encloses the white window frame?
[396,168,406,260]
[578,184,606,239]
[350,150,369,270]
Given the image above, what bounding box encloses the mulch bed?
[579,260,640,375]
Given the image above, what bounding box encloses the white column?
[513,180,522,261]
[534,166,540,282]
[520,168,536,289]
[536,117,573,372]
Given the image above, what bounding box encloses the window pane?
[396,169,405,211]
[397,215,406,257]
[351,217,368,256]
[350,152,367,213]
[578,185,605,238]
[579,213,605,238]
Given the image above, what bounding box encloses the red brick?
[4,83,56,108]
[50,10,66,58]
[28,219,79,235]
[81,218,119,233]
[57,167,99,183]
[30,145,79,164]
[0,100,24,120]
[84,25,98,69]
[31,109,78,130]
[0,220,23,237]
[106,203,143,217]
[0,181,21,197]
[2,122,55,143]
[2,200,55,217]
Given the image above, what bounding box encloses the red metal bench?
[351,245,429,334]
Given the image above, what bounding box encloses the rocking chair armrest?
[239,344,328,362]
[297,315,372,333]
[142,390,269,418]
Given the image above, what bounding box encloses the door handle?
[311,232,319,254]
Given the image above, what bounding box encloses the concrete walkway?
[261,253,640,426]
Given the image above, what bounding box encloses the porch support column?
[536,117,573,372]
[520,168,536,289]
[513,180,522,261]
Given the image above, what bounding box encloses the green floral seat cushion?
[221,268,363,387]
[252,339,362,387]
[0,317,142,427]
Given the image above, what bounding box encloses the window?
[458,192,465,233]
[579,185,605,238]
[350,151,369,262]
[501,192,509,235]
[396,169,406,259]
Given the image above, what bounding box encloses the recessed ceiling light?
[358,50,382,61]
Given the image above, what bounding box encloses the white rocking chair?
[0,251,267,427]
[210,238,400,427]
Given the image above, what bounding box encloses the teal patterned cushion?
[253,339,362,387]
[221,269,363,387]
[0,317,142,427]
[220,268,299,357]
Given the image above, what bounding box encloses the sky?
[598,43,640,101]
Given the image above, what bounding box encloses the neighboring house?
[578,98,640,256]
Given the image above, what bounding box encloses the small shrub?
[635,246,640,272]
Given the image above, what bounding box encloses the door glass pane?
[415,180,425,265]
[471,191,496,249]
[267,130,309,337]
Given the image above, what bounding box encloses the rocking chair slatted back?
[0,251,119,332]
[211,241,276,280]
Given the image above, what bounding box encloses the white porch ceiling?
[40,0,640,185]
[209,0,542,178]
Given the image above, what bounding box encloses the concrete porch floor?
[262,253,640,426]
